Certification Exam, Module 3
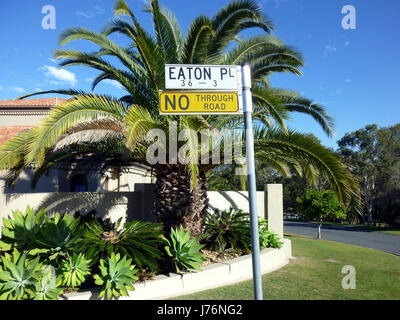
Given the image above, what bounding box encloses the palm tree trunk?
[153,164,209,237]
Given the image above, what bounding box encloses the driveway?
[284,221,400,256]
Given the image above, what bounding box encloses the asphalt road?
[284,221,400,256]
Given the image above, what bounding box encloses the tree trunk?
[364,175,374,226]
[153,164,209,237]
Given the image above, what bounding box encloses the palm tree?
[0,0,359,236]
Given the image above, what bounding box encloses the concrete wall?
[0,185,284,237]
[0,188,156,236]
[265,184,284,238]
[207,191,265,218]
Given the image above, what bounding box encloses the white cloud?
[42,65,77,86]
[103,79,123,90]
[85,77,94,83]
[264,0,287,8]
[93,5,105,14]
[345,79,351,83]
[0,86,3,91]
[76,11,94,19]
[324,44,337,53]
[344,40,350,46]
[8,86,26,93]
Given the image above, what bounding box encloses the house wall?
[0,114,46,127]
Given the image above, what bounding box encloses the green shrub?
[248,218,283,249]
[31,213,84,263]
[78,218,164,271]
[202,208,251,252]
[0,206,47,252]
[258,222,283,249]
[163,226,205,273]
[33,266,64,300]
[58,253,92,289]
[0,249,62,300]
[93,252,138,300]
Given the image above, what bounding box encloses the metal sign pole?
[241,63,263,300]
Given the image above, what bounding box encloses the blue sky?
[0,0,399,149]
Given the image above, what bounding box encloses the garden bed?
[60,238,291,300]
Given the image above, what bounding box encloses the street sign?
[160,63,263,300]
[165,64,241,90]
[159,91,242,115]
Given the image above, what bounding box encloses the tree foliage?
[337,123,400,226]
[296,189,346,222]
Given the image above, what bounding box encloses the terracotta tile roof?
[0,98,67,107]
[0,126,32,146]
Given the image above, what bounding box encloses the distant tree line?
[207,123,400,227]
[337,124,400,226]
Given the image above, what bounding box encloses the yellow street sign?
[159,91,242,115]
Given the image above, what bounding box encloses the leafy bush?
[0,206,47,251]
[0,249,62,300]
[32,213,84,263]
[93,252,138,300]
[258,221,283,249]
[78,218,164,271]
[243,217,283,250]
[58,253,92,289]
[258,218,270,249]
[202,208,251,252]
[163,226,205,273]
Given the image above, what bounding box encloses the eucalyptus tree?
[0,0,358,235]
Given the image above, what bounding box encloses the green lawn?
[172,235,400,300]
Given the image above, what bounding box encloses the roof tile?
[0,98,67,107]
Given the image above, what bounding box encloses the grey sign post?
[241,63,263,300]
[162,63,263,300]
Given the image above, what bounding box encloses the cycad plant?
[0,0,359,236]
[202,208,251,252]
[78,218,164,271]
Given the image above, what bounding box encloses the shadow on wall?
[37,191,156,223]
[207,191,250,212]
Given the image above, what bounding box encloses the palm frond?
[277,90,336,137]
[54,118,124,151]
[254,128,359,206]
[16,89,88,100]
[25,95,128,166]
[208,0,274,61]
[0,129,35,171]
[182,15,213,64]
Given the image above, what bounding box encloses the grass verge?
[303,221,400,235]
[172,235,400,300]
